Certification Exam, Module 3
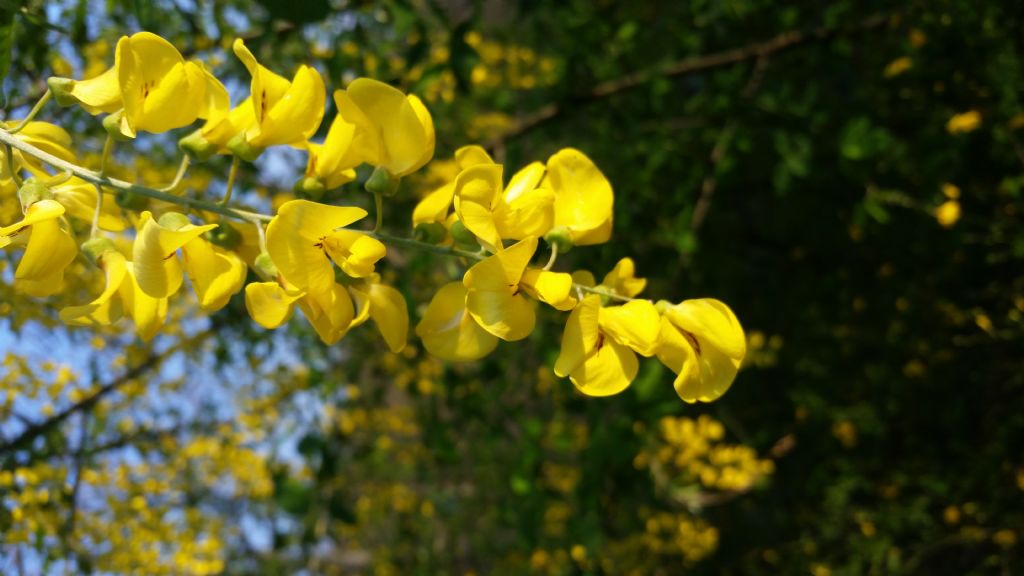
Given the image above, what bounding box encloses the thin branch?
[0,127,271,223]
[487,12,891,149]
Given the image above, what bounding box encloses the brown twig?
[486,12,891,150]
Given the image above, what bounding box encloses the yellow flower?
[348,274,410,353]
[265,199,385,298]
[2,121,77,179]
[883,57,912,78]
[599,257,646,298]
[411,145,494,228]
[297,282,355,345]
[60,244,168,341]
[416,281,498,361]
[50,32,214,138]
[462,237,538,340]
[941,183,961,199]
[132,211,217,298]
[244,281,303,329]
[546,148,613,246]
[335,78,435,177]
[180,235,247,311]
[0,199,77,297]
[946,110,982,134]
[232,38,325,149]
[657,299,746,403]
[299,92,367,191]
[61,247,129,327]
[520,268,577,311]
[553,295,660,397]
[935,200,960,228]
[453,149,554,252]
[51,177,125,231]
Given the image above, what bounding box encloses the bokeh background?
[2,0,1023,574]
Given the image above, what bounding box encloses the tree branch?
[487,12,891,149]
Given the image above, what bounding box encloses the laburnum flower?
[572,257,647,300]
[297,281,355,345]
[230,39,325,152]
[51,178,126,231]
[411,145,495,243]
[298,91,368,192]
[453,149,554,252]
[0,199,77,297]
[554,295,661,397]
[462,237,539,340]
[132,211,218,298]
[180,234,247,312]
[545,148,613,247]
[348,274,409,353]
[60,242,168,341]
[49,32,219,138]
[244,281,304,330]
[2,121,77,179]
[265,200,386,299]
[416,281,498,362]
[656,299,746,403]
[335,78,434,178]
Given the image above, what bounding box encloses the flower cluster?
[1,31,747,403]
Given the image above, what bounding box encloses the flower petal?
[569,339,637,397]
[548,148,613,246]
[665,298,746,361]
[244,281,303,329]
[554,294,601,377]
[521,268,576,311]
[60,251,128,326]
[598,300,661,357]
[416,281,498,362]
[368,282,409,353]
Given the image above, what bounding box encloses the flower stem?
[90,184,103,238]
[543,244,558,271]
[373,190,383,233]
[158,155,191,193]
[7,90,52,135]
[3,143,21,187]
[221,156,239,205]
[99,134,114,176]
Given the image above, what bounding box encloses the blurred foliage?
[1,0,1023,574]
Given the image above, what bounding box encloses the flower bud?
[204,222,241,249]
[253,252,279,280]
[115,189,149,211]
[293,176,326,201]
[102,111,133,142]
[413,222,447,245]
[178,130,219,162]
[654,299,673,314]
[17,178,54,209]
[157,212,192,230]
[226,133,264,163]
[81,237,116,266]
[450,220,479,251]
[46,77,79,107]
[365,166,401,197]
[543,225,574,255]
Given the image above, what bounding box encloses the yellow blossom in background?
[946,110,982,134]
[884,57,912,78]
[941,182,961,199]
[935,200,961,228]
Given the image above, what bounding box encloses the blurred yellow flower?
[935,200,961,228]
[946,110,982,134]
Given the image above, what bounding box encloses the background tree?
[1,0,1022,574]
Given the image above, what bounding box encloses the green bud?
[46,77,79,107]
[178,129,219,162]
[293,176,326,201]
[81,237,116,266]
[157,212,191,230]
[543,225,574,255]
[101,111,133,142]
[254,252,279,279]
[17,178,53,209]
[115,189,149,211]
[364,166,401,197]
[413,222,447,244]
[226,133,264,162]
[450,220,479,251]
[205,222,241,249]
